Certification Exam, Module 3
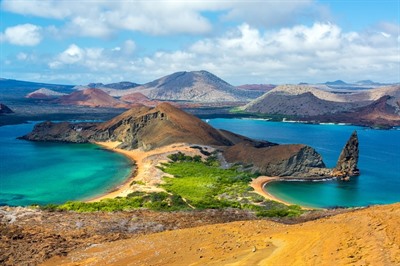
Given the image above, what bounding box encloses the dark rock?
[0,104,13,114]
[223,142,330,178]
[333,131,360,179]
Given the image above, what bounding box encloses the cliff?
[223,142,329,178]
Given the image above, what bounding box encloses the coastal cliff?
[223,142,329,178]
[21,103,357,179]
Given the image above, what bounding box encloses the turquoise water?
[208,119,400,208]
[0,123,132,206]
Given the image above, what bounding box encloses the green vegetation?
[40,152,304,217]
[160,153,304,217]
[229,107,301,122]
[41,191,190,212]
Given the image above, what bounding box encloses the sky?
[0,0,399,85]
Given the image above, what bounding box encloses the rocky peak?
[333,131,360,180]
[0,103,13,114]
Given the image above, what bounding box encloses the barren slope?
[128,70,263,102]
[58,88,129,108]
[43,203,400,266]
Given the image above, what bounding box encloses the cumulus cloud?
[49,41,136,71]
[1,0,325,37]
[5,21,399,84]
[0,24,42,46]
[40,22,399,84]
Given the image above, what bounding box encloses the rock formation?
[0,103,13,114]
[222,142,330,178]
[333,131,360,180]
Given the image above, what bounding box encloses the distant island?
[1,71,399,128]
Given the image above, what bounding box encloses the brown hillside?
[58,88,129,108]
[119,92,156,106]
[95,102,234,150]
[43,203,400,266]
[312,96,400,127]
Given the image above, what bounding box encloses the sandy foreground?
[43,203,400,266]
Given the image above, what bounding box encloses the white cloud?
[221,0,321,28]
[16,52,28,61]
[5,22,400,84]
[49,41,135,71]
[132,22,400,84]
[1,0,326,37]
[0,24,42,46]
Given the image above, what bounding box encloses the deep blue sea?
[0,123,132,206]
[208,118,400,208]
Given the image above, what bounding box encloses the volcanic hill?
[22,102,352,178]
[125,70,264,102]
[26,88,67,99]
[73,81,140,97]
[242,85,400,127]
[57,88,129,108]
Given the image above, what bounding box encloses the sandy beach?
[250,176,291,206]
[88,142,210,202]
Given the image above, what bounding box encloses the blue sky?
[0,0,399,85]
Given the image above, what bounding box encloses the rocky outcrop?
[0,103,13,114]
[21,121,98,143]
[332,131,359,180]
[223,142,330,178]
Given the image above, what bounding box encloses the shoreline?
[86,142,140,202]
[250,176,316,210]
[250,176,292,206]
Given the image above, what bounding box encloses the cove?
[208,118,400,208]
[0,123,132,206]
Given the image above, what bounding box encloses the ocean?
[208,118,400,208]
[0,123,132,206]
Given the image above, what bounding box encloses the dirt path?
[43,203,400,266]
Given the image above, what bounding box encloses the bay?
[0,123,132,206]
[208,118,400,208]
